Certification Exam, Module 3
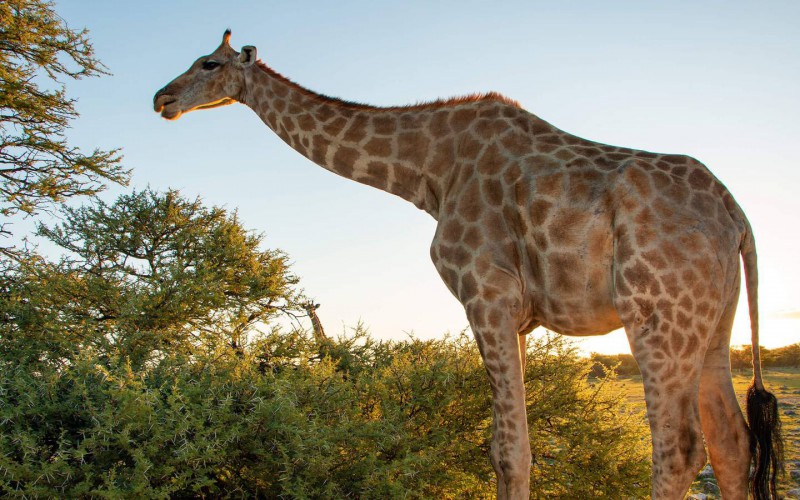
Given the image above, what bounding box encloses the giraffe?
[303,302,328,343]
[153,31,783,499]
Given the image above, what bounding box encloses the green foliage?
[0,328,651,498]
[2,188,300,369]
[0,0,128,232]
[526,338,650,497]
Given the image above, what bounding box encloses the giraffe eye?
[202,61,220,71]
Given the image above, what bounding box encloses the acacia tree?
[2,188,301,368]
[0,0,128,245]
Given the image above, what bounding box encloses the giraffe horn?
[223,29,232,45]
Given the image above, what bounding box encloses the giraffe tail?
[741,222,783,499]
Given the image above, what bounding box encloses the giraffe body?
[154,31,782,499]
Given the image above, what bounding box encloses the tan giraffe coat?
[154,31,782,500]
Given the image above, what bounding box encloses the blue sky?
[47,1,800,354]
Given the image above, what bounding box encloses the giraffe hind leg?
[616,288,714,498]
[627,323,708,499]
[699,293,750,499]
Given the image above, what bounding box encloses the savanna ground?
[611,368,800,498]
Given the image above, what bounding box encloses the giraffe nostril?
[154,85,176,106]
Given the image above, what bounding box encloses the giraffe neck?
[242,62,447,217]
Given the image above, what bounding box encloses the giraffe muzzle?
[153,90,181,120]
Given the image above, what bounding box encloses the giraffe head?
[153,30,257,120]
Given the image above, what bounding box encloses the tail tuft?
[746,381,783,499]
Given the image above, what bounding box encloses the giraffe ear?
[238,45,257,67]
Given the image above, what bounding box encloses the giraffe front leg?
[430,227,532,498]
[466,297,531,500]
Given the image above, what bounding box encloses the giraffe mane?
[254,60,520,111]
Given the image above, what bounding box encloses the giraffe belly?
[522,229,622,337]
[537,303,622,337]
[533,265,623,336]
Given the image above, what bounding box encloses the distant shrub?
[589,352,640,378]
[730,343,800,371]
[591,343,800,379]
